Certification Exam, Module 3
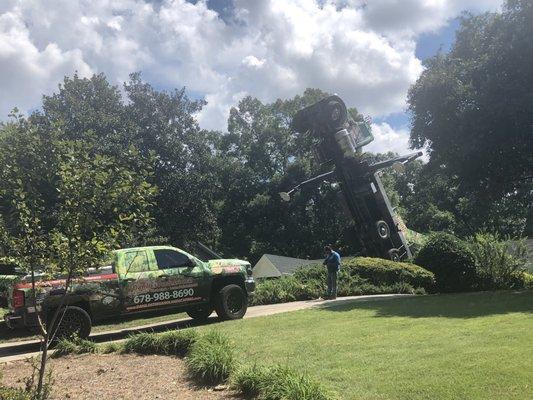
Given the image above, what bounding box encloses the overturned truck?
[283,95,422,261]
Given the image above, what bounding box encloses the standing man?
[323,245,341,299]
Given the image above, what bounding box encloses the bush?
[345,257,434,288]
[250,276,320,305]
[468,233,529,290]
[122,329,198,357]
[122,332,160,355]
[186,330,235,384]
[100,341,123,354]
[415,232,477,292]
[522,272,533,289]
[156,329,198,357]
[231,364,268,397]
[52,336,97,358]
[232,364,334,400]
[251,257,434,305]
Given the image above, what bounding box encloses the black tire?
[186,305,214,321]
[49,306,92,341]
[376,220,390,240]
[324,99,347,130]
[214,284,247,321]
[388,248,401,262]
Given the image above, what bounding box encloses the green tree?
[213,90,364,262]
[407,0,532,236]
[30,72,219,248]
[0,117,155,397]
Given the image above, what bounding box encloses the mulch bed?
[0,353,237,400]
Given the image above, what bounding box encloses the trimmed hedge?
[415,232,477,292]
[251,257,434,305]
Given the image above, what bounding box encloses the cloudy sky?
[0,0,502,154]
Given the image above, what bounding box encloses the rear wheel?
[186,305,214,321]
[388,248,401,262]
[214,284,247,321]
[48,306,92,341]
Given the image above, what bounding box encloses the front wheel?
[186,305,214,321]
[48,306,92,341]
[214,284,248,321]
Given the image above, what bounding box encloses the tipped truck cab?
[4,246,255,339]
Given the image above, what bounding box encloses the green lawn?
[200,291,533,400]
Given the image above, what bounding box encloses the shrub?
[231,364,268,397]
[250,275,320,306]
[468,233,529,290]
[122,332,160,355]
[99,341,123,354]
[232,364,334,400]
[415,232,477,292]
[344,257,434,289]
[522,272,533,289]
[52,336,97,358]
[122,329,198,356]
[156,329,198,357]
[251,257,434,305]
[186,330,235,384]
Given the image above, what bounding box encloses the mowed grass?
[199,291,533,400]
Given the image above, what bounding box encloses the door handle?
[158,275,170,280]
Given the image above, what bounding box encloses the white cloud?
[367,122,410,154]
[0,0,501,133]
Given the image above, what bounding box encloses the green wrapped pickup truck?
[4,246,255,339]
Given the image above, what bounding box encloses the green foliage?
[122,329,198,357]
[155,329,198,357]
[214,89,361,261]
[407,1,532,236]
[231,364,269,398]
[415,232,477,292]
[468,233,529,290]
[251,257,434,305]
[52,336,97,358]
[99,342,123,354]
[522,272,533,289]
[231,364,334,400]
[185,330,235,384]
[122,332,159,354]
[347,257,434,288]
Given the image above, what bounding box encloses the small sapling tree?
[0,118,155,398]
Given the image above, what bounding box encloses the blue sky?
[374,17,460,131]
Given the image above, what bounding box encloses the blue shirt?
[324,251,341,272]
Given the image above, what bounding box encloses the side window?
[123,251,150,273]
[154,250,192,270]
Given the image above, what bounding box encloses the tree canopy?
[2,0,532,267]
